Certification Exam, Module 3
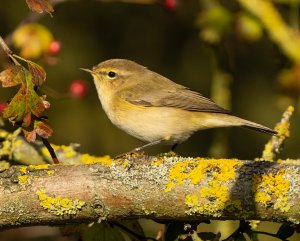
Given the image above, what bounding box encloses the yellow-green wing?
[119,71,231,114]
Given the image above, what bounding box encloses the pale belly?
[105,103,208,144]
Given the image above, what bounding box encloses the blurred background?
[0,0,300,240]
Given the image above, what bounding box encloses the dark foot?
[171,143,178,151]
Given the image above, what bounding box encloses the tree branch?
[0,154,300,230]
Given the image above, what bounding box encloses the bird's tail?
[224,114,277,135]
[195,112,277,135]
[240,119,277,135]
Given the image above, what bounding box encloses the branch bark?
[0,155,300,230]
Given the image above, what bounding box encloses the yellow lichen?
[12,139,23,148]
[18,166,29,189]
[29,164,50,169]
[165,158,241,192]
[184,180,242,216]
[252,170,290,212]
[123,160,129,168]
[80,154,112,166]
[165,158,242,215]
[260,142,273,162]
[18,175,28,185]
[142,207,156,215]
[36,189,85,216]
[259,105,294,162]
[151,159,164,166]
[19,166,27,174]
[46,170,55,176]
[185,194,199,207]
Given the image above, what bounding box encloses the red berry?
[48,40,61,55]
[0,102,7,113]
[69,80,88,98]
[164,0,177,11]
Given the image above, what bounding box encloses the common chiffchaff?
[82,59,276,151]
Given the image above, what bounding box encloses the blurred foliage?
[12,23,54,59]
[1,0,300,240]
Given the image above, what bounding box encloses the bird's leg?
[114,139,167,159]
[133,139,166,152]
[171,143,178,151]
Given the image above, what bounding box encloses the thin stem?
[0,35,20,65]
[41,137,59,164]
[0,35,13,56]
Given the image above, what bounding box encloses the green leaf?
[12,24,53,59]
[27,60,46,86]
[277,223,295,240]
[81,223,125,241]
[0,65,24,87]
[3,67,45,124]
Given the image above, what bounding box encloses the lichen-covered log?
[0,155,300,230]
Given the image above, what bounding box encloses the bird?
[82,59,276,152]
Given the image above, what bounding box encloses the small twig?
[0,35,20,65]
[41,137,59,164]
[110,221,157,241]
[260,106,294,161]
[0,36,13,56]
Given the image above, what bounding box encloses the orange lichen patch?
[252,170,290,212]
[165,158,242,192]
[80,154,112,166]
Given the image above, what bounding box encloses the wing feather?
[119,72,231,114]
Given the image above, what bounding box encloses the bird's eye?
[107,71,117,78]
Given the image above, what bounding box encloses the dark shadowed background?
[0,0,299,240]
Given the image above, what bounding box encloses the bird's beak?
[80,68,94,73]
